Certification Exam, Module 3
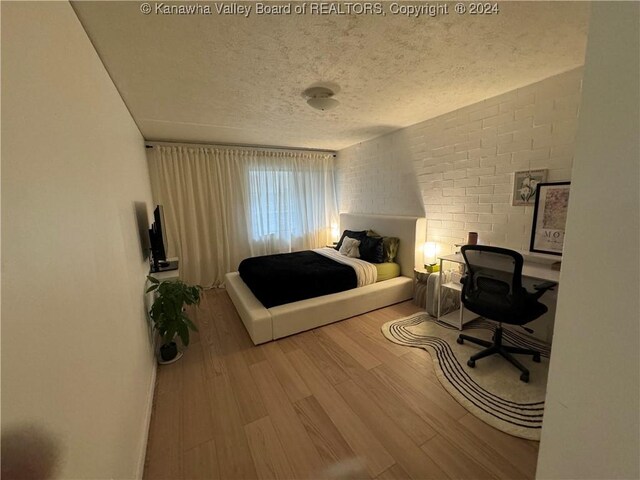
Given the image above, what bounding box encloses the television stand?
[150,259,179,274]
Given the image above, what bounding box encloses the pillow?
[382,237,400,262]
[335,230,367,251]
[338,237,361,258]
[366,230,399,262]
[359,235,384,263]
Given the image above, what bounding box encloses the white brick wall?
[336,67,583,253]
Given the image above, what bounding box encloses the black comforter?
[238,250,357,308]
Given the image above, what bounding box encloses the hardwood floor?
[144,289,539,479]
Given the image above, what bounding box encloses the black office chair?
[456,245,557,383]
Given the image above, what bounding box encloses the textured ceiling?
[72,1,589,150]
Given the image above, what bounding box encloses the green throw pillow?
[366,230,399,263]
[382,237,400,263]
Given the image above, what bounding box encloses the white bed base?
[225,213,426,345]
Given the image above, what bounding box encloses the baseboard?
[136,359,157,479]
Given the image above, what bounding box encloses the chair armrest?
[531,280,557,300]
[534,281,557,291]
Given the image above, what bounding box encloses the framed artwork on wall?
[512,169,547,206]
[530,182,571,256]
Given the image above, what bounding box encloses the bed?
[225,213,426,344]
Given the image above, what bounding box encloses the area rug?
[382,313,551,440]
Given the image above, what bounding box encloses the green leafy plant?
[146,276,202,347]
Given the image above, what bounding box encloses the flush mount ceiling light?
[303,86,339,111]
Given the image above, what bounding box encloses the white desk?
[439,252,560,282]
[436,252,560,335]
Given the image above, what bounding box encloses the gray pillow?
[338,237,361,258]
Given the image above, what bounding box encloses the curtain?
[147,145,338,287]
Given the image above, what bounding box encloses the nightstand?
[413,267,431,307]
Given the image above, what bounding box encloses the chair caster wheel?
[467,359,475,368]
[457,337,464,345]
[533,354,541,363]
[520,373,529,383]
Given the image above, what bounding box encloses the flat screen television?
[149,205,169,271]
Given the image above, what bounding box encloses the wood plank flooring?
[144,289,539,479]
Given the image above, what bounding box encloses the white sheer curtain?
[147,145,338,287]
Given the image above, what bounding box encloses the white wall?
[536,4,640,479]
[337,68,583,253]
[337,130,427,217]
[2,2,156,478]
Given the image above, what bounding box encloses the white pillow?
[339,237,361,258]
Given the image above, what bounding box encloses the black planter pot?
[160,342,178,362]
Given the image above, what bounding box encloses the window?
[248,169,302,240]
[246,161,336,253]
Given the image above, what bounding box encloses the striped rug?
[382,313,550,440]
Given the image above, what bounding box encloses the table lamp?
[423,242,439,273]
[330,223,340,245]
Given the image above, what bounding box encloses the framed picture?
[512,169,547,206]
[530,182,571,256]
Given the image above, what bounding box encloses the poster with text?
[530,182,571,255]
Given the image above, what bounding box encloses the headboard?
[340,213,426,277]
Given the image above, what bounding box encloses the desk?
[437,252,560,337]
[439,252,559,282]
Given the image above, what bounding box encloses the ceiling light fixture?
[303,86,339,111]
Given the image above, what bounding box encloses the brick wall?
[336,67,583,253]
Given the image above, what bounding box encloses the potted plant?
[146,276,202,364]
